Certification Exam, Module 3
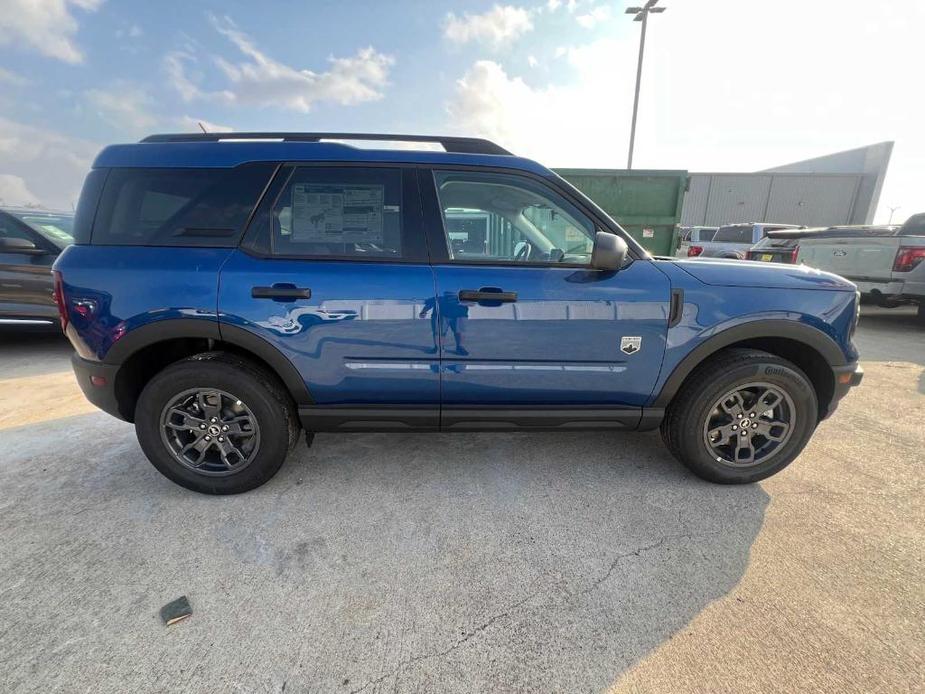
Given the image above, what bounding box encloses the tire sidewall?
[678,359,817,483]
[135,360,291,494]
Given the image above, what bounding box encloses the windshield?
[714,225,754,243]
[8,210,75,246]
[752,235,797,249]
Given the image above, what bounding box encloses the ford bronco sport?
[54,133,863,494]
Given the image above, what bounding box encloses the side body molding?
[650,319,846,408]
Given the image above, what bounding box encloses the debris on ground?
[160,596,192,626]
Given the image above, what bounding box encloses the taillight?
[790,245,800,263]
[52,270,68,332]
[688,245,703,257]
[893,247,925,272]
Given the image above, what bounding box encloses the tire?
[134,352,299,494]
[660,348,818,484]
[916,303,925,325]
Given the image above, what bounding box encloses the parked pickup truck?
[794,214,925,322]
[745,225,899,265]
[691,222,804,259]
[676,226,718,258]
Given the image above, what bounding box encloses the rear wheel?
[916,303,925,325]
[135,352,299,494]
[661,348,818,484]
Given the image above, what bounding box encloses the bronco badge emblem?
[621,336,642,355]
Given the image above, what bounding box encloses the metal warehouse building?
[681,141,893,227]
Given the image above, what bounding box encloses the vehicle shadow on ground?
[0,330,72,379]
[855,307,925,395]
[2,412,769,692]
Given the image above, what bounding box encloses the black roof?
[900,213,925,236]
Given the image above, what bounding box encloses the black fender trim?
[102,318,313,406]
[652,319,846,408]
[104,318,220,364]
[218,323,313,405]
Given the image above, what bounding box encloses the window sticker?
[291,183,385,243]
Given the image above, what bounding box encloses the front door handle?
[251,285,312,301]
[458,288,517,303]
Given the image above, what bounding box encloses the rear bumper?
[852,279,904,296]
[824,362,863,419]
[71,354,125,421]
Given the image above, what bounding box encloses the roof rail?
[139,132,513,156]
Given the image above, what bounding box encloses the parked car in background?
[54,132,863,494]
[0,207,74,328]
[793,214,925,322]
[676,226,718,258]
[691,222,803,259]
[746,225,899,265]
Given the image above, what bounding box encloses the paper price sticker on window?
[642,228,655,238]
[291,184,384,243]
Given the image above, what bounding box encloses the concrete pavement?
[0,307,922,693]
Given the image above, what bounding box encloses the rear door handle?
[458,288,517,303]
[251,285,312,300]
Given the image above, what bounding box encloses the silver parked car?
[676,226,718,258]
[693,222,803,259]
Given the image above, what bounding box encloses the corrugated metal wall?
[681,172,867,227]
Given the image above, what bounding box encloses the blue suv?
[53,133,863,494]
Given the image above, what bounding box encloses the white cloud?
[444,5,534,48]
[178,116,233,133]
[0,174,40,206]
[0,0,103,64]
[447,41,637,166]
[576,5,610,28]
[0,66,27,85]
[85,83,158,133]
[448,0,924,223]
[527,54,538,68]
[167,15,394,113]
[0,117,98,209]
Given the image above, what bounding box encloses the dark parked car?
[0,207,74,327]
[55,132,863,494]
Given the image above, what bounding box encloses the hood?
[672,258,856,291]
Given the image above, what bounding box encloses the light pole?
[887,205,901,225]
[625,0,666,169]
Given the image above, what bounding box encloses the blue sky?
[0,0,920,222]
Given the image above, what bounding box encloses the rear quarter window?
[71,168,108,244]
[90,163,275,246]
[714,226,754,243]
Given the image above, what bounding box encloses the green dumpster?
[554,168,689,256]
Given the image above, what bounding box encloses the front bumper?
[824,362,864,419]
[71,354,125,421]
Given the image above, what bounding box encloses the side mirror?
[590,231,628,271]
[0,237,46,255]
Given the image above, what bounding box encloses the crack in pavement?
[348,534,699,693]
[348,591,536,694]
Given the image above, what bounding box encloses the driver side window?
[433,170,596,264]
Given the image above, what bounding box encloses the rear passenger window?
[91,164,275,246]
[268,167,405,259]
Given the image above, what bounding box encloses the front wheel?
[661,348,818,484]
[135,353,299,494]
